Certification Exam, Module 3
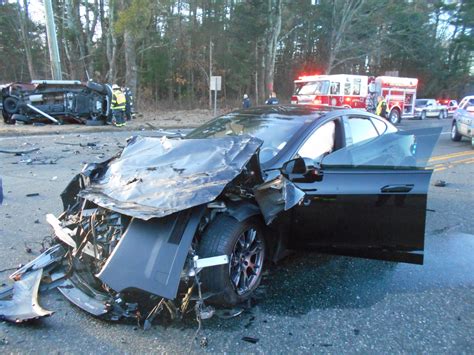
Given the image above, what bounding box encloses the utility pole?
[209,39,213,110]
[44,0,62,79]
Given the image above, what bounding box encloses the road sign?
[210,76,222,91]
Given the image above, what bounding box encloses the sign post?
[210,76,222,116]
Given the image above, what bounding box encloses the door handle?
[381,184,414,193]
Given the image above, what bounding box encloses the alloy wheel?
[229,228,264,295]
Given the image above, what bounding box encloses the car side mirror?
[281,157,322,182]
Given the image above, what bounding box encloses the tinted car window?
[415,99,428,107]
[186,112,311,163]
[347,117,379,145]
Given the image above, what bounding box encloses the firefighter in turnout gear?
[110,84,126,126]
[376,95,388,119]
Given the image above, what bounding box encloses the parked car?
[1,105,440,323]
[451,95,474,148]
[1,80,112,125]
[437,98,458,116]
[414,99,448,119]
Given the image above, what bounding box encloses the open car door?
[289,127,441,264]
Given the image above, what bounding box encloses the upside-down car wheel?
[198,215,265,307]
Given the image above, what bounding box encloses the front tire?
[198,215,265,307]
[451,123,462,141]
[420,111,427,120]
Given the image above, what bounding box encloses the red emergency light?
[298,73,321,80]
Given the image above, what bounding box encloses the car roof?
[231,104,345,120]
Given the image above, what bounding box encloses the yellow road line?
[431,157,474,172]
[429,150,474,162]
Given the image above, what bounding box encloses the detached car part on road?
[1,80,112,125]
[1,106,441,325]
[451,96,474,148]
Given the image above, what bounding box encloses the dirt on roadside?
[0,109,223,137]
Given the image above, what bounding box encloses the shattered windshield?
[186,112,311,163]
[296,80,330,95]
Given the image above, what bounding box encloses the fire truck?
[291,74,418,124]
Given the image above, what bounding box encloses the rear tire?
[389,109,401,125]
[439,110,447,120]
[198,214,265,307]
[451,123,462,141]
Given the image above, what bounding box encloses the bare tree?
[106,0,117,83]
[259,0,282,102]
[326,0,366,74]
[17,0,36,79]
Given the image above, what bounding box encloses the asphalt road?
[0,117,473,353]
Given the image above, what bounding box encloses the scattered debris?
[146,122,158,130]
[215,308,245,319]
[26,193,40,197]
[0,148,40,155]
[54,141,100,147]
[242,336,259,344]
[0,267,17,274]
[199,336,208,348]
[434,180,447,187]
[0,177,3,205]
[24,243,32,254]
[0,269,53,322]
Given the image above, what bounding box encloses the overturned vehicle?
[1,80,112,125]
[1,106,440,324]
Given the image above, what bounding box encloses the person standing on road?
[376,95,388,119]
[242,94,251,108]
[123,87,134,121]
[265,92,279,105]
[110,84,127,127]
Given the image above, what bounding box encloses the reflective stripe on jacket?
[376,99,387,117]
[111,90,126,111]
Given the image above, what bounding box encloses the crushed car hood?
[78,135,263,220]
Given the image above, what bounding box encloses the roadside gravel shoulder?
[0,109,217,137]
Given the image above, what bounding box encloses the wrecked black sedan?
[1,80,112,124]
[1,105,440,324]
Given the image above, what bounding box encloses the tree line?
[0,0,472,109]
